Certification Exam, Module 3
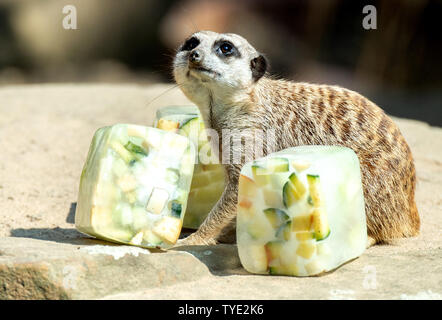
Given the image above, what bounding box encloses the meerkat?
[173,31,420,247]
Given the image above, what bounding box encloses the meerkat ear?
[250,54,267,81]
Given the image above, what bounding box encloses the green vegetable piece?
[312,207,330,241]
[265,240,284,261]
[252,157,289,175]
[288,172,306,198]
[124,141,148,159]
[307,174,321,207]
[110,141,137,164]
[276,220,292,241]
[282,182,296,208]
[263,208,290,229]
[170,201,182,218]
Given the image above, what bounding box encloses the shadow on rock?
[171,244,249,276]
[66,202,76,224]
[10,227,101,245]
[9,227,168,252]
[10,228,249,276]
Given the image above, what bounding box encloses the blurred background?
[0,0,440,125]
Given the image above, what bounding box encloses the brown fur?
[174,32,420,246]
[178,78,420,246]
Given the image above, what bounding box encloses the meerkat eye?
[219,42,234,55]
[180,37,200,51]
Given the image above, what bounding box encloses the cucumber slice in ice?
[312,208,330,241]
[288,172,306,198]
[179,117,200,135]
[110,141,137,165]
[265,240,284,261]
[282,172,306,208]
[252,158,289,174]
[269,264,298,276]
[276,220,292,241]
[124,141,148,159]
[252,158,289,186]
[263,208,290,229]
[307,174,321,208]
[282,182,294,208]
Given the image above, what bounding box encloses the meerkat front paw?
[175,233,218,247]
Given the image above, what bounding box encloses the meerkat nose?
[189,50,202,64]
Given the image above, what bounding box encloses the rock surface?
[0,84,440,299]
[0,237,209,299]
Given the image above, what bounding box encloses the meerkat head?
[173,31,267,105]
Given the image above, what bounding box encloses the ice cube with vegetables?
[154,106,225,229]
[236,145,367,276]
[75,124,195,248]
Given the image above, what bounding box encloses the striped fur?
[174,32,420,246]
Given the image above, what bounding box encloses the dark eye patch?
[180,37,200,51]
[214,40,241,58]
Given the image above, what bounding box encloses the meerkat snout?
[174,31,268,101]
[189,50,203,64]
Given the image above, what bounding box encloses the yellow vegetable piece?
[288,172,307,199]
[296,231,315,241]
[292,215,313,232]
[265,241,284,262]
[110,141,136,164]
[312,207,330,240]
[152,216,182,244]
[307,174,322,208]
[157,118,180,131]
[269,263,299,276]
[296,242,316,259]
